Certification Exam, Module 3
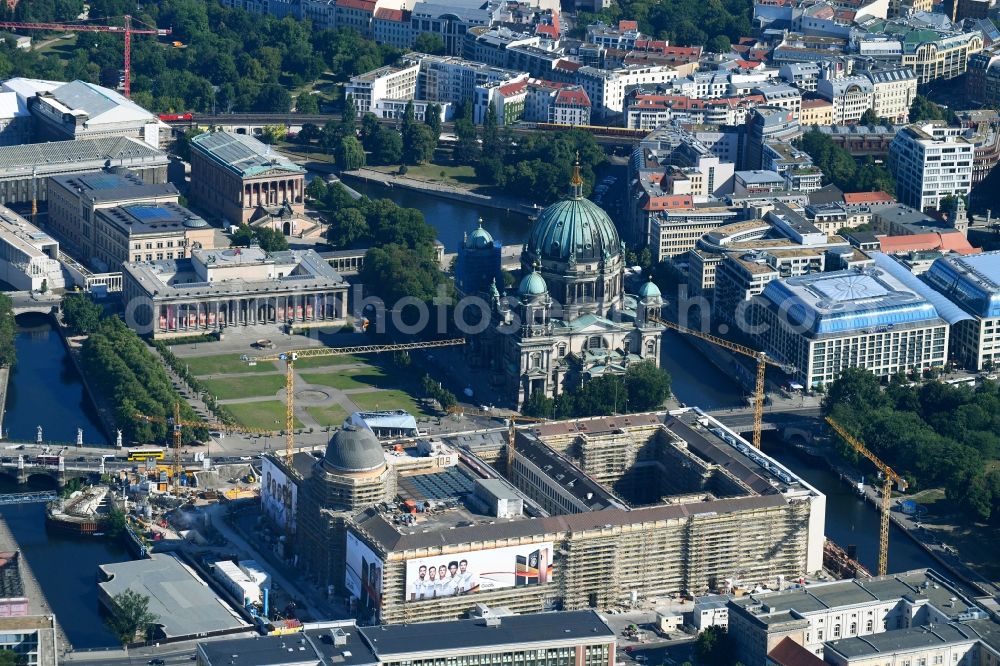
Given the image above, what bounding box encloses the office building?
[189,131,306,228]
[196,610,615,666]
[750,265,950,387]
[92,202,214,272]
[923,251,1000,370]
[9,78,161,149]
[0,136,167,207]
[890,122,974,211]
[728,569,990,666]
[799,98,834,126]
[0,206,63,292]
[816,76,874,125]
[745,106,801,171]
[345,62,420,115]
[284,406,825,626]
[410,0,500,56]
[121,247,349,338]
[863,67,917,122]
[48,169,179,265]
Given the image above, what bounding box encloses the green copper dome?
[638,278,661,300]
[467,221,495,250]
[525,165,620,265]
[519,270,548,297]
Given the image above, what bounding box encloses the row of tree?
[797,128,895,195]
[823,368,1000,523]
[0,294,14,368]
[80,317,206,444]
[521,361,672,418]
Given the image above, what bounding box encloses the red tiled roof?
[768,638,825,666]
[555,88,591,107]
[619,20,639,30]
[498,79,529,96]
[374,7,404,21]
[879,232,979,255]
[843,191,894,204]
[801,98,833,109]
[336,0,375,10]
[536,23,559,38]
[554,59,582,71]
[748,48,772,60]
[734,59,763,68]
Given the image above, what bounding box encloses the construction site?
[263,407,827,626]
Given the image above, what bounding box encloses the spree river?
[0,315,127,649]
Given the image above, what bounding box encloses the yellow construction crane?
[242,338,465,460]
[825,416,907,576]
[134,402,274,489]
[647,314,789,449]
[446,406,546,473]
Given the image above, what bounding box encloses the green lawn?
[224,401,302,431]
[201,375,287,400]
[292,354,363,370]
[349,389,434,416]
[185,354,279,376]
[305,404,350,427]
[301,367,388,391]
[368,162,478,189]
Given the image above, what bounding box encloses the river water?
[0,315,127,649]
[332,176,532,252]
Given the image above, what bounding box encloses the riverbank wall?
[0,516,71,651]
[341,169,539,217]
[55,318,115,445]
[785,440,997,597]
[0,366,8,438]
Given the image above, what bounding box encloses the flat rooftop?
[97,202,207,236]
[357,610,614,656]
[760,266,945,336]
[733,570,979,621]
[98,553,248,639]
[124,248,346,300]
[50,170,177,203]
[826,623,976,659]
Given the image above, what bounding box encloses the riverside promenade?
[342,168,540,216]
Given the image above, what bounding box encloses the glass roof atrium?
[761,267,944,336]
[924,251,1000,319]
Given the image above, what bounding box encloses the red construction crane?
[0,15,171,98]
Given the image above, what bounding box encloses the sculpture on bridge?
[35,426,41,444]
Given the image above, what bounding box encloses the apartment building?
[890,122,974,211]
[817,75,874,124]
[863,67,917,122]
[345,62,420,114]
[799,97,834,126]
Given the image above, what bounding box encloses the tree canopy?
[473,128,606,204]
[909,95,958,124]
[798,128,895,194]
[0,294,13,368]
[62,294,104,335]
[575,0,752,48]
[105,589,159,646]
[0,1,405,114]
[81,317,206,444]
[824,368,1000,523]
[230,225,290,252]
[522,362,671,418]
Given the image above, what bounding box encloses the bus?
[127,446,165,462]
[35,455,60,466]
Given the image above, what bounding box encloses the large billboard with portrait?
[261,457,297,534]
[346,531,383,624]
[404,543,553,602]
